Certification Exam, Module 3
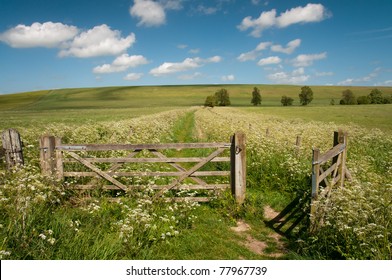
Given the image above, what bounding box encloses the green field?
[1,84,391,131]
[0,85,391,260]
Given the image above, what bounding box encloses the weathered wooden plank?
[165,197,211,203]
[154,147,227,198]
[56,142,231,151]
[231,132,246,204]
[63,171,230,177]
[39,135,55,176]
[55,137,63,180]
[310,148,320,221]
[68,184,229,190]
[313,143,345,165]
[150,150,208,187]
[318,156,341,183]
[62,157,230,163]
[2,129,24,169]
[67,151,127,191]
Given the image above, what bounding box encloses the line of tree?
[204,88,231,107]
[204,86,391,107]
[339,88,392,105]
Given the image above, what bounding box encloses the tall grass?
[1,104,391,259]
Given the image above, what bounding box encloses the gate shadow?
[264,194,310,238]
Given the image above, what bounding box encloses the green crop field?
[0,84,391,260]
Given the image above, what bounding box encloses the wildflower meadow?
[1,105,391,259]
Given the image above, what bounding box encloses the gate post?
[39,135,56,176]
[2,129,24,169]
[310,148,320,227]
[231,132,246,204]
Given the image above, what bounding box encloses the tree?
[340,89,357,105]
[369,88,383,104]
[281,95,294,106]
[251,87,262,106]
[298,86,313,105]
[357,95,370,105]
[214,88,231,106]
[204,95,217,107]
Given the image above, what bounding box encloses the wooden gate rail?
[39,132,246,203]
[310,130,349,231]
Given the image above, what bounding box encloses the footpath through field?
[162,108,289,259]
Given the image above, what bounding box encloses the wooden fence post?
[39,135,56,176]
[231,132,246,204]
[2,129,24,169]
[310,148,320,222]
[55,137,64,180]
[333,130,348,188]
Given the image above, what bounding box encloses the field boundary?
[39,132,246,203]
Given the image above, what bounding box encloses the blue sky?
[0,0,391,94]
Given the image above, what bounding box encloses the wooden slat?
[154,147,227,198]
[318,156,341,183]
[62,157,230,163]
[67,151,127,191]
[63,171,230,177]
[150,150,208,187]
[164,197,211,202]
[2,129,24,169]
[68,184,229,190]
[313,143,345,165]
[57,142,231,151]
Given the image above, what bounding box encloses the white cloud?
[238,3,330,37]
[258,56,282,66]
[189,48,200,54]
[150,56,221,76]
[337,78,355,86]
[271,39,301,54]
[255,41,272,51]
[0,22,78,48]
[237,41,271,62]
[196,5,219,15]
[237,51,259,62]
[205,55,222,63]
[177,44,188,49]
[291,52,327,67]
[338,68,381,85]
[93,54,149,74]
[130,0,182,27]
[130,0,166,27]
[124,73,144,81]
[59,24,135,58]
[376,80,392,86]
[276,4,329,28]
[160,0,183,10]
[267,67,309,84]
[222,74,235,81]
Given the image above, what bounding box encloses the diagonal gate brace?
[154,147,226,199]
[67,151,127,191]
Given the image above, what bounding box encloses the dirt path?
[230,206,287,258]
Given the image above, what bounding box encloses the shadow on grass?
[264,193,310,238]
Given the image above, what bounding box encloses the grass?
[243,104,392,132]
[0,84,391,260]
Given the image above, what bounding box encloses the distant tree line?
[203,86,391,107]
[337,88,392,105]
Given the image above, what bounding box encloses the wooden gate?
[310,130,350,231]
[39,132,246,203]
